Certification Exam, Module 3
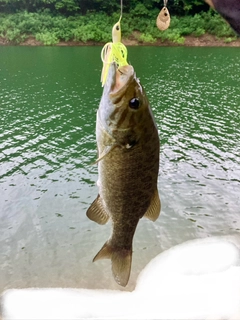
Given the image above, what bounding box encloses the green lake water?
[0,46,239,293]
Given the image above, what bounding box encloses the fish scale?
[87,63,161,287]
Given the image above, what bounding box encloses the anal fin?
[86,195,109,225]
[144,188,161,222]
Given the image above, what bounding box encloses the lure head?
[112,18,121,43]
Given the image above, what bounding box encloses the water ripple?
[0,46,239,293]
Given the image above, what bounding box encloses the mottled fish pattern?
[87,63,160,286]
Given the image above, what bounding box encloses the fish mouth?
[104,63,134,97]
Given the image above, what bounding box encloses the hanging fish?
[87,62,161,287]
[88,0,160,288]
[156,0,170,31]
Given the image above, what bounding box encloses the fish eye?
[129,98,140,110]
[116,25,120,31]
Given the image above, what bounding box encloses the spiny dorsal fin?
[93,241,132,287]
[144,188,161,222]
[86,195,109,225]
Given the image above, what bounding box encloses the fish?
[87,62,161,287]
[205,0,240,35]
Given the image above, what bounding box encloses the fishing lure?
[100,2,128,86]
[156,0,171,31]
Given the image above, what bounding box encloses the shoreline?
[1,34,240,47]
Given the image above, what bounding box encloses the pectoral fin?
[94,144,118,164]
[86,195,109,225]
[144,189,161,222]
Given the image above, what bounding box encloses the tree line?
[0,0,210,16]
[0,0,236,45]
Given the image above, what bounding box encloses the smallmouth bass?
[87,63,160,287]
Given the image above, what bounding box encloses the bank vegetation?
[0,0,238,45]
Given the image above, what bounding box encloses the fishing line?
[163,0,168,7]
[120,0,123,21]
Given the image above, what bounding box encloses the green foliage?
[193,27,205,37]
[0,0,210,15]
[35,31,58,44]
[130,3,150,17]
[224,37,237,43]
[0,6,236,45]
[73,24,109,43]
[201,10,235,37]
[159,28,185,44]
[6,28,26,43]
[181,0,204,12]
[139,32,156,43]
[54,0,79,13]
[71,13,114,42]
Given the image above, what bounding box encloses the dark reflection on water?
[0,47,239,293]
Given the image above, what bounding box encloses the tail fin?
[93,241,132,287]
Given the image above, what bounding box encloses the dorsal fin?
[86,195,109,225]
[144,188,161,222]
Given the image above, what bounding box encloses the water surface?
[0,46,239,292]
